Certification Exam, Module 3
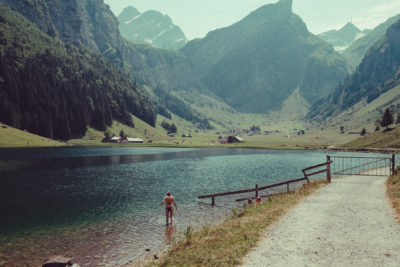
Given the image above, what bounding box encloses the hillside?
[308,19,400,120]
[0,124,65,147]
[118,6,188,50]
[70,114,172,145]
[343,124,400,149]
[181,0,349,113]
[0,0,126,65]
[0,4,155,140]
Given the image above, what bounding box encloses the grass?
[0,124,65,147]
[387,170,400,224]
[343,125,400,150]
[141,180,327,267]
[69,114,172,146]
[0,117,359,150]
[66,110,358,149]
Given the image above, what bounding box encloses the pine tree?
[169,123,177,134]
[360,128,367,136]
[380,108,394,130]
[119,130,127,140]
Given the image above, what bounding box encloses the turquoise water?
[0,147,383,266]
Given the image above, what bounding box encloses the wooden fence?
[198,158,332,206]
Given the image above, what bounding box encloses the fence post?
[327,156,332,183]
[212,196,215,206]
[255,184,258,198]
[392,154,396,175]
[303,170,309,182]
[287,183,289,193]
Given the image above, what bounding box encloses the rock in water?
[42,256,73,267]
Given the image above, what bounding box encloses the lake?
[0,147,380,266]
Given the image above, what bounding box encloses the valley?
[1,0,400,151]
[2,1,400,266]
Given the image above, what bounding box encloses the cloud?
[353,0,400,30]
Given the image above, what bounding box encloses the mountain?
[118,6,188,50]
[0,4,156,140]
[1,0,213,129]
[318,23,369,52]
[308,18,400,119]
[181,0,349,113]
[1,0,353,133]
[342,14,400,70]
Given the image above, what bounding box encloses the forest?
[0,4,156,140]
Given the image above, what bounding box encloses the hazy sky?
[104,0,400,39]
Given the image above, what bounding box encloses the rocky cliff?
[0,0,126,65]
[1,0,197,95]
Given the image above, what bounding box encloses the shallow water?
[0,147,386,266]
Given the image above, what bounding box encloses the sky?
[104,0,400,40]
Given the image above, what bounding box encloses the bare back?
[164,196,174,208]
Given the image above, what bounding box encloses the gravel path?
[241,173,400,266]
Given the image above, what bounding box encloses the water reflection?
[164,225,175,243]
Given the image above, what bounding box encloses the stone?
[42,256,73,267]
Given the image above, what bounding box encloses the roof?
[127,137,144,142]
[234,136,244,142]
[111,136,121,141]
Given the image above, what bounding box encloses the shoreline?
[1,142,399,155]
[131,180,327,266]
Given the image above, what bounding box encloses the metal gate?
[329,155,396,177]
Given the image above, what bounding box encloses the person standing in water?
[160,192,178,225]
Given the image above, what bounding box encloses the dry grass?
[387,170,400,224]
[142,180,327,267]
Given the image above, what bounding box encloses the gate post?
[327,156,332,183]
[255,184,258,198]
[392,154,396,175]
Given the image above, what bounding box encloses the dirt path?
[241,173,400,266]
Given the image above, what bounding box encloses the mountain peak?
[118,6,187,50]
[342,22,360,32]
[277,0,293,12]
[118,6,140,23]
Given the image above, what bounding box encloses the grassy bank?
[0,124,65,147]
[387,171,400,224]
[138,180,327,267]
[344,125,400,150]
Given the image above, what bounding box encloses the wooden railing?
[198,177,308,206]
[302,156,332,182]
[198,158,333,206]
